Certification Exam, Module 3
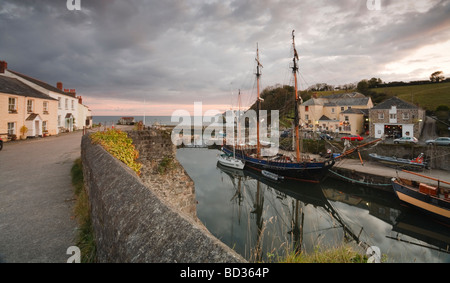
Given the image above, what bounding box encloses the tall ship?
[222,31,335,183]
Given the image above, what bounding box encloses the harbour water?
[177,148,450,263]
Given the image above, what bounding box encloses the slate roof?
[302,92,371,107]
[325,92,366,99]
[0,75,57,100]
[318,115,333,121]
[8,70,75,97]
[26,113,41,121]
[371,96,419,110]
[341,108,369,115]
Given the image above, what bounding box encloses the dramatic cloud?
[1,0,449,115]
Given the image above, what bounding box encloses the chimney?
[57,82,63,91]
[78,96,82,104]
[0,61,7,73]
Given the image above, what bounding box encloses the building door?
[384,125,402,138]
[35,120,40,137]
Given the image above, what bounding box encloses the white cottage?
[5,70,80,133]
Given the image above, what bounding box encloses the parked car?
[320,134,333,140]
[341,135,364,141]
[393,136,418,144]
[0,137,3,151]
[425,137,450,146]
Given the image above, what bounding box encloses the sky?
[1,0,449,116]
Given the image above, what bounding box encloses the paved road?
[421,116,438,143]
[0,131,82,263]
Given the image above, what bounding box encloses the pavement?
[0,131,82,263]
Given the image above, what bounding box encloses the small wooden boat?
[369,153,428,170]
[392,171,450,224]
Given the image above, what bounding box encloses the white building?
[77,96,92,130]
[4,70,82,133]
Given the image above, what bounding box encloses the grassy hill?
[372,82,450,111]
[311,82,450,112]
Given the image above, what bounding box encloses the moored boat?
[223,31,335,183]
[392,173,450,224]
[370,153,428,170]
[217,153,245,170]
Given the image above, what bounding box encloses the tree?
[357,80,369,94]
[368,77,382,88]
[430,71,445,83]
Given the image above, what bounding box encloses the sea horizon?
[92,115,221,126]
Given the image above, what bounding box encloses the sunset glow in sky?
[1,0,449,116]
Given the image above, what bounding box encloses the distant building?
[369,96,425,139]
[299,92,373,135]
[118,117,135,125]
[77,96,92,129]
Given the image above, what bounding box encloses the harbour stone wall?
[81,132,245,263]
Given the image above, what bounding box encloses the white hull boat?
[217,154,245,170]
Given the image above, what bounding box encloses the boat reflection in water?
[214,159,450,263]
[176,148,450,262]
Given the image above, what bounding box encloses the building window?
[345,116,349,122]
[341,107,344,111]
[43,101,49,114]
[65,98,68,110]
[402,112,409,120]
[390,114,397,119]
[58,115,61,126]
[8,122,16,135]
[43,121,48,133]
[305,106,309,112]
[27,100,34,113]
[378,113,384,119]
[8,97,17,113]
[331,108,335,113]
[305,114,309,120]
[71,100,75,110]
[58,97,62,109]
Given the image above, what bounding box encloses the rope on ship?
[328,169,392,187]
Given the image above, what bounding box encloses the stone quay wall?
[126,130,198,220]
[81,133,245,263]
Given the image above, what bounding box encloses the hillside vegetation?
[372,82,450,111]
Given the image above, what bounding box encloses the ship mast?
[292,30,302,163]
[256,43,263,158]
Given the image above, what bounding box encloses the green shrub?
[90,129,142,175]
